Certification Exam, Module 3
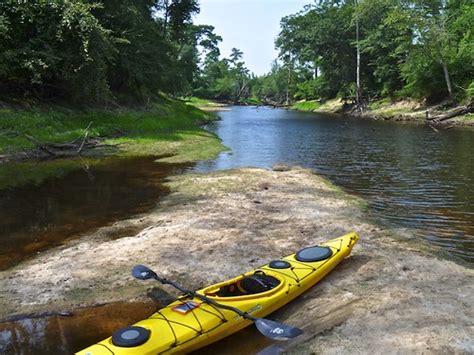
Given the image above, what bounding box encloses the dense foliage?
[2,0,472,106]
[253,0,474,105]
[193,47,255,102]
[0,0,220,104]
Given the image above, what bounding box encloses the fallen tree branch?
[66,121,94,145]
[425,118,456,131]
[261,97,285,108]
[24,133,57,156]
[21,121,98,158]
[427,102,474,122]
[426,121,440,133]
[76,122,92,154]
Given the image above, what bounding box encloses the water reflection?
[196,106,474,263]
[0,156,190,270]
[0,302,156,354]
[0,302,279,355]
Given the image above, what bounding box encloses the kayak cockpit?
[203,272,282,298]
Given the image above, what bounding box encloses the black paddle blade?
[132,265,156,280]
[255,319,303,340]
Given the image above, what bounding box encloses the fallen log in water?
[426,102,474,122]
[261,97,286,108]
[424,101,473,131]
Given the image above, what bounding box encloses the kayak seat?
[239,274,280,294]
[214,274,280,297]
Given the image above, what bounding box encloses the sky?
[194,0,311,76]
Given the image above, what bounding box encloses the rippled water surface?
[196,106,474,263]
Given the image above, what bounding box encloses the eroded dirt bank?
[0,167,472,353]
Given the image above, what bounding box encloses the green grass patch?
[292,100,321,111]
[376,107,412,117]
[315,99,344,113]
[182,97,222,109]
[109,130,227,163]
[367,98,391,110]
[0,98,221,155]
[460,113,474,120]
[0,98,227,188]
[367,99,420,119]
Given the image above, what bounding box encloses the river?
[2,106,472,267]
[0,157,189,270]
[197,106,474,264]
[1,105,473,353]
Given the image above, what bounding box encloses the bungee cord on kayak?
[77,233,359,354]
[148,304,227,350]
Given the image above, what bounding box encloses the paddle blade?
[132,265,157,280]
[255,319,303,340]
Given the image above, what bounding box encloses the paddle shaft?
[132,265,303,340]
[153,275,258,322]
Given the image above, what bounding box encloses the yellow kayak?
[77,232,359,354]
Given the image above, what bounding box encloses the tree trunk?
[237,80,249,101]
[441,61,454,102]
[438,1,453,103]
[286,64,291,106]
[355,0,361,112]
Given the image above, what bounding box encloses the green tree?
[194,46,252,103]
[264,0,473,104]
[0,0,213,104]
[0,1,114,103]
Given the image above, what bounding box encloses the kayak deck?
[77,232,359,354]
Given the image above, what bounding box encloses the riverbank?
[0,166,472,353]
[0,98,225,163]
[183,96,261,111]
[292,98,474,127]
[0,98,226,189]
[183,97,231,112]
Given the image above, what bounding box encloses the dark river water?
[0,157,189,270]
[1,105,473,353]
[196,106,474,263]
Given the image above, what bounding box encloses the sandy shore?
[0,167,472,353]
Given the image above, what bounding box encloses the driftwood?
[425,119,455,132]
[427,102,474,122]
[261,97,285,108]
[426,121,440,133]
[20,121,121,158]
[424,101,473,131]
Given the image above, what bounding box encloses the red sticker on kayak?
[172,301,200,314]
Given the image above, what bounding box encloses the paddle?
[132,264,303,341]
